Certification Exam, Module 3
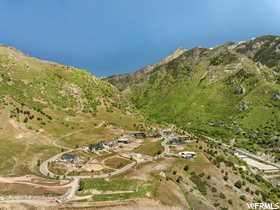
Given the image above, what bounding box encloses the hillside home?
[61,153,78,162]
[162,130,172,136]
[153,133,162,138]
[179,151,197,159]
[133,133,147,139]
[168,137,186,145]
[89,143,104,152]
[118,138,130,144]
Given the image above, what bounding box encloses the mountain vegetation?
[0,45,143,175]
[106,35,280,162]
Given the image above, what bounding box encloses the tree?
[223,175,228,181]
[219,192,226,199]
[199,172,205,177]
[234,180,242,189]
[37,159,41,166]
[23,117,28,123]
[240,195,246,201]
[211,187,217,193]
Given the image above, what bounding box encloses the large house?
[179,151,197,159]
[168,137,185,145]
[153,133,162,138]
[89,143,104,152]
[118,138,130,144]
[61,153,78,162]
[133,133,147,139]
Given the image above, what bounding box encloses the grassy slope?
[0,46,143,176]
[107,36,280,158]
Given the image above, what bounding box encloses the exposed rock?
[235,87,246,95]
[275,44,280,52]
[239,104,249,111]
[272,92,280,101]
[159,171,166,178]
[252,41,264,49]
[233,127,244,133]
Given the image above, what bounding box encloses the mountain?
[105,48,187,93]
[1,38,280,210]
[106,35,280,161]
[0,45,142,175]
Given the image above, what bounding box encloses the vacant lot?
[78,178,155,202]
[0,182,68,196]
[104,157,133,169]
[133,139,163,156]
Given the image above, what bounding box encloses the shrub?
[240,195,246,201]
[223,175,228,181]
[219,192,226,199]
[234,180,242,189]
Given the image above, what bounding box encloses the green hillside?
[107,35,280,161]
[0,46,142,176]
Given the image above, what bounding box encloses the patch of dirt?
[157,180,188,209]
[126,158,175,181]
[89,189,134,195]
[8,119,22,130]
[60,198,182,210]
[0,182,68,196]
[86,163,104,171]
[0,200,57,210]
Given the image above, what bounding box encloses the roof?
[89,143,104,150]
[179,151,197,155]
[133,133,146,136]
[61,153,77,160]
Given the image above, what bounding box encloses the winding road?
[1,130,172,203]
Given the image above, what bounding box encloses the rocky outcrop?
[235,87,246,95]
[272,92,280,101]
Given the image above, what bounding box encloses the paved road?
[234,149,280,170]
[39,148,79,178]
[1,130,176,203]
[201,134,280,170]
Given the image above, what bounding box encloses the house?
[179,151,197,159]
[178,136,192,141]
[118,138,129,144]
[89,143,104,152]
[61,153,78,162]
[104,140,118,148]
[168,137,185,145]
[133,133,147,139]
[153,133,162,138]
[162,130,172,136]
[118,134,134,144]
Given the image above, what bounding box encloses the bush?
[211,187,217,193]
[219,192,226,199]
[190,173,207,195]
[183,165,189,171]
[234,180,242,189]
[223,175,228,181]
[240,195,246,201]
